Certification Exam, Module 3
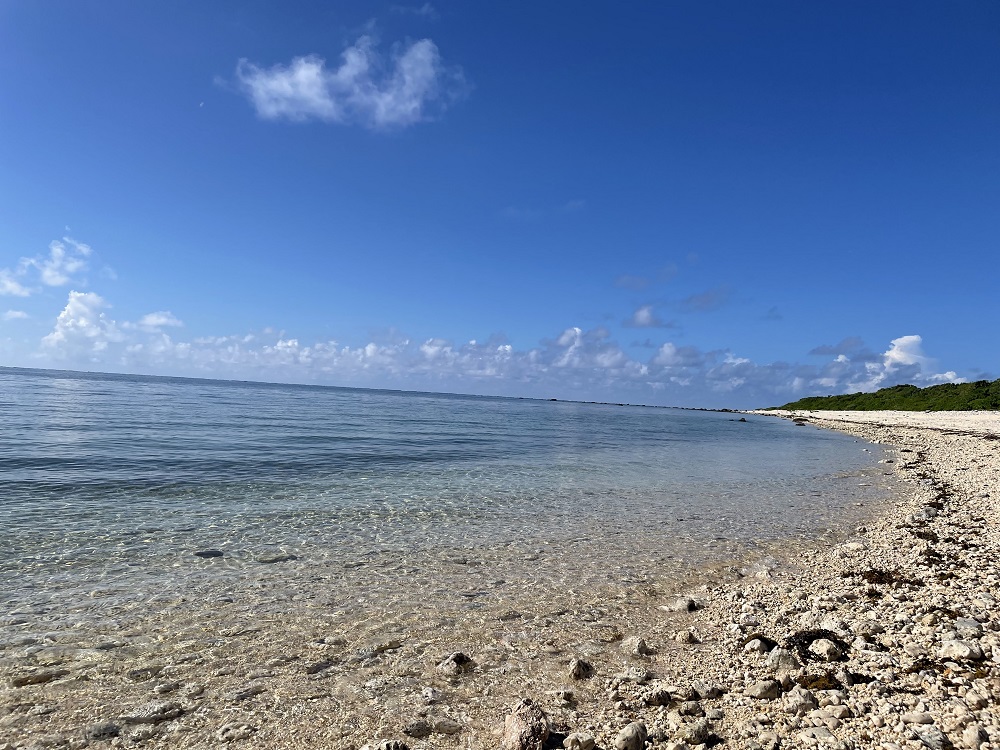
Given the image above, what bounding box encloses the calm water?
[0,368,892,626]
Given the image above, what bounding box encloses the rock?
[809,638,845,661]
[914,725,949,750]
[614,722,647,750]
[758,731,780,750]
[676,718,712,745]
[121,701,183,724]
[432,718,462,735]
[229,684,266,701]
[954,618,983,638]
[563,733,596,750]
[691,679,723,700]
[82,722,121,741]
[902,712,934,724]
[371,742,410,750]
[939,640,984,660]
[254,553,298,563]
[622,636,655,656]
[194,549,224,558]
[501,699,549,750]
[766,647,802,672]
[437,651,474,676]
[746,680,782,700]
[10,669,69,687]
[662,597,699,612]
[569,657,593,679]
[674,629,699,644]
[961,724,987,749]
[403,720,433,739]
[218,723,257,742]
[422,686,442,703]
[783,685,817,716]
[126,665,163,682]
[798,726,836,743]
[645,687,673,707]
[615,666,651,684]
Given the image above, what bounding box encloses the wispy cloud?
[678,285,732,313]
[235,35,467,129]
[3,310,29,321]
[0,237,92,297]
[390,3,437,18]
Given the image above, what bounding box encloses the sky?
[1,1,997,408]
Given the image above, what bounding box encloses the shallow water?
[1,368,893,638]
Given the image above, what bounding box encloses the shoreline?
[2,411,998,749]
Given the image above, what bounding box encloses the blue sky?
[1,1,997,408]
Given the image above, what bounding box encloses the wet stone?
[194,549,224,558]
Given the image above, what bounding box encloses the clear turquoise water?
[0,367,892,628]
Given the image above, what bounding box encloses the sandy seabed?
[2,411,999,750]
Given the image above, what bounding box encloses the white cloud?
[1,237,93,297]
[3,310,29,321]
[30,238,92,286]
[624,304,674,329]
[235,35,466,129]
[0,270,30,297]
[137,311,183,329]
[42,291,122,354]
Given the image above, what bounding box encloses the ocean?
[0,367,893,640]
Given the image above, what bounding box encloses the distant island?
[776,378,1000,411]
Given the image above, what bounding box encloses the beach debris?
[121,700,184,724]
[194,549,224,558]
[613,721,647,750]
[500,698,549,750]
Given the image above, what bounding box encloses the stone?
[766,647,802,672]
[914,725,949,750]
[437,651,474,675]
[500,699,549,750]
[746,680,782,700]
[954,618,983,638]
[676,718,712,745]
[622,636,656,656]
[961,724,987,749]
[10,669,69,687]
[569,657,594,679]
[901,712,934,725]
[798,726,836,742]
[614,722,647,750]
[939,640,984,660]
[422,687,442,703]
[691,679,723,699]
[122,701,183,725]
[194,549,224,558]
[82,722,121,741]
[218,723,257,742]
[563,733,596,750]
[255,553,298,563]
[783,685,817,716]
[809,638,845,661]
[403,720,433,739]
[662,597,699,613]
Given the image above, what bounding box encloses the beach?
[2,410,999,750]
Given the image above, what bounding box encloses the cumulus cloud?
[42,291,122,354]
[235,35,467,129]
[30,287,969,408]
[624,304,674,329]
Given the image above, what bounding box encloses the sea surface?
[0,367,895,636]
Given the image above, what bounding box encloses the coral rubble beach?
[2,411,1000,749]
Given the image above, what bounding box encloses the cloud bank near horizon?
[8,285,967,408]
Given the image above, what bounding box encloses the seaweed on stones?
[784,629,851,663]
[795,672,844,691]
[849,568,923,587]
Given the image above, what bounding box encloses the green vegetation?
[776,379,1000,411]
